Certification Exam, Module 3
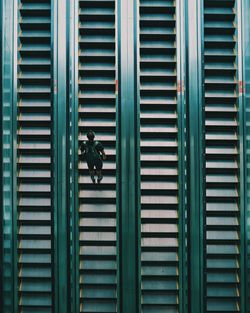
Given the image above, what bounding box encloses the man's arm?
[101,149,107,160]
[80,141,86,154]
[97,141,107,160]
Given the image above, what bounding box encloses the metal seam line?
[0,0,3,307]
[0,10,2,306]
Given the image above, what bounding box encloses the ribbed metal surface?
[17,0,53,311]
[244,0,250,309]
[245,83,250,313]
[246,82,250,312]
[204,0,241,312]
[78,0,118,312]
[139,0,179,312]
[246,28,250,313]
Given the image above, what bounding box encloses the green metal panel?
[135,0,142,310]
[114,1,121,312]
[236,0,246,311]
[1,0,15,311]
[243,0,250,311]
[187,0,204,312]
[12,0,18,311]
[53,0,68,312]
[203,0,242,312]
[176,0,188,311]
[77,0,119,312]
[0,0,2,305]
[119,0,137,311]
[68,0,79,311]
[51,1,57,311]
[16,0,53,311]
[138,0,187,312]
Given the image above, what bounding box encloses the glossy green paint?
[177,0,188,311]
[115,0,121,310]
[0,3,2,306]
[187,0,204,312]
[1,0,14,311]
[237,0,246,310]
[73,0,80,310]
[12,1,18,312]
[119,0,137,311]
[135,0,141,310]
[53,0,68,311]
[199,2,205,313]
[52,0,58,310]
[242,0,250,310]
[69,0,79,311]
[0,0,2,305]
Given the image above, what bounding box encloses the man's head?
[87,130,95,142]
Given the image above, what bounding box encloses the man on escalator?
[80,130,107,184]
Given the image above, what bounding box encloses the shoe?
[97,175,103,184]
[91,176,96,184]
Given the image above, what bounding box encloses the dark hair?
[87,130,95,141]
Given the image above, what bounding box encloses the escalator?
[203,0,241,312]
[17,0,53,312]
[1,0,248,312]
[77,0,118,312]
[139,0,181,312]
